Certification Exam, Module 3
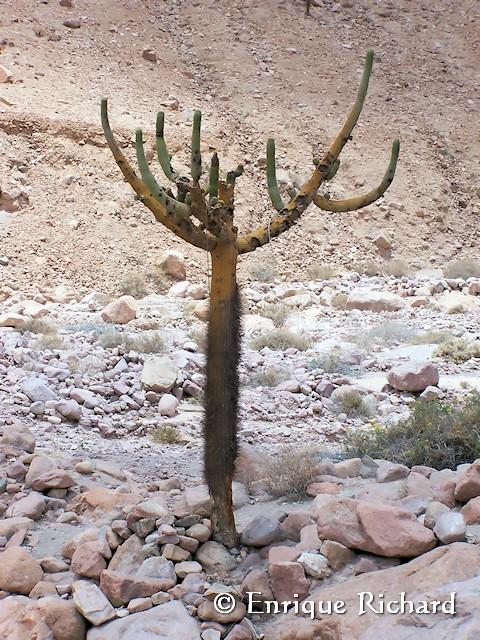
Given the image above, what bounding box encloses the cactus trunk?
[204,241,240,548]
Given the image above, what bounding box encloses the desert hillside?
[1,0,479,293]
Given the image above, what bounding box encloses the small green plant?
[151,424,184,444]
[307,264,337,281]
[248,260,278,282]
[330,386,376,418]
[119,272,149,298]
[345,392,480,470]
[443,258,480,279]
[264,447,318,499]
[434,338,480,364]
[382,258,411,278]
[247,366,291,388]
[250,328,310,351]
[307,348,361,376]
[20,318,57,335]
[257,303,291,327]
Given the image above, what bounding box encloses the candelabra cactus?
[101,49,399,547]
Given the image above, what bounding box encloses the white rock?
[298,552,331,578]
[433,512,466,544]
[158,394,179,417]
[141,356,178,393]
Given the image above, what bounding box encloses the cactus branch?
[314,139,400,212]
[266,138,285,211]
[191,110,202,182]
[226,164,244,186]
[209,152,219,202]
[155,112,177,182]
[135,129,192,221]
[100,99,213,251]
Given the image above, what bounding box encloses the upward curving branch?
[237,49,397,254]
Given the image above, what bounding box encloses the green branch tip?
[266,138,284,211]
[191,110,202,182]
[209,152,219,201]
[156,111,176,182]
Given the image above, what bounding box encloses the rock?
[461,496,480,525]
[100,570,175,607]
[298,552,331,579]
[21,378,57,402]
[69,488,142,525]
[0,516,34,539]
[159,250,186,280]
[142,48,157,62]
[455,460,480,502]
[320,540,355,570]
[5,492,46,520]
[31,469,75,491]
[197,598,246,624]
[196,541,236,573]
[56,399,82,421]
[435,291,480,314]
[316,496,436,557]
[128,597,152,613]
[0,547,43,595]
[174,560,202,578]
[263,543,480,640]
[63,18,81,28]
[0,313,27,328]
[179,483,248,517]
[158,394,179,416]
[269,561,309,602]
[108,534,145,573]
[346,289,405,312]
[240,514,284,547]
[25,455,57,485]
[86,600,200,639]
[101,296,137,324]
[376,461,410,482]
[193,300,209,321]
[424,501,451,529]
[387,362,439,392]
[141,356,178,393]
[0,422,35,453]
[186,523,211,543]
[0,595,85,640]
[333,458,362,478]
[35,597,86,640]
[0,64,13,83]
[241,568,274,602]
[373,234,392,251]
[434,511,466,544]
[71,541,108,579]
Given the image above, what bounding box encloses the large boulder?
[455,460,480,502]
[21,378,57,402]
[346,289,405,312]
[262,543,480,640]
[86,600,200,639]
[158,250,186,281]
[0,421,35,453]
[69,488,142,525]
[101,296,137,324]
[387,362,439,392]
[0,547,43,595]
[316,496,436,558]
[141,356,178,393]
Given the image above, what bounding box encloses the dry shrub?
[264,447,318,499]
[248,260,278,282]
[410,330,454,345]
[119,273,148,299]
[443,259,480,279]
[382,258,411,278]
[247,366,291,388]
[434,338,480,364]
[331,292,348,309]
[250,328,310,351]
[20,318,56,335]
[351,261,381,277]
[257,303,291,327]
[151,424,184,445]
[99,330,164,353]
[307,264,337,281]
[34,334,65,350]
[330,386,376,418]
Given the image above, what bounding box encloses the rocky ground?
[1,252,480,638]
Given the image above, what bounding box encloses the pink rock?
[100,569,176,607]
[0,547,43,595]
[455,461,480,502]
[241,568,274,602]
[306,481,340,496]
[387,362,439,392]
[31,469,75,491]
[71,541,107,579]
[5,493,46,520]
[101,296,137,324]
[316,497,436,558]
[280,511,314,541]
[269,561,309,603]
[268,546,300,563]
[462,496,480,525]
